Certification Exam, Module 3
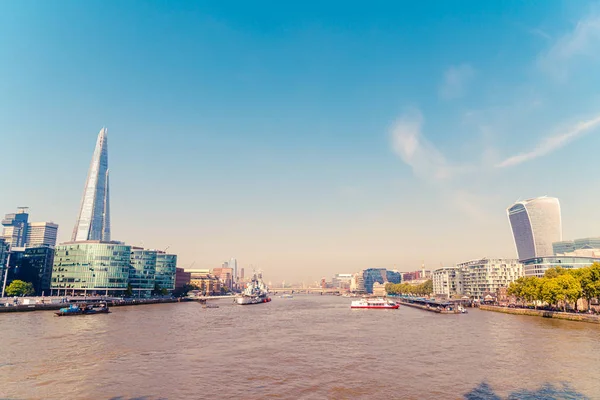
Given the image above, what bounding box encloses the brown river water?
[1,295,600,399]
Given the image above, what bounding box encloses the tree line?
[507,263,600,312]
[385,279,433,296]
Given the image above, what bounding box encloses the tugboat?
[55,302,110,316]
[350,298,399,309]
[235,272,271,305]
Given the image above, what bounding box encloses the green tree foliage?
[578,262,600,311]
[385,279,433,296]
[124,284,133,297]
[5,280,35,296]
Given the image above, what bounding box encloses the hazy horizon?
[3,1,600,283]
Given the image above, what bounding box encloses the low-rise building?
[372,282,386,297]
[175,267,191,290]
[129,247,157,297]
[189,269,222,295]
[522,250,600,277]
[51,241,131,296]
[332,273,353,290]
[350,271,365,293]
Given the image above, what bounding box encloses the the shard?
[72,128,111,242]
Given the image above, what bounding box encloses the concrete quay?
[0,297,188,313]
[480,305,600,324]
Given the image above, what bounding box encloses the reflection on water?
[464,382,588,400]
[1,295,600,399]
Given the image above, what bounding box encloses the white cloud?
[496,114,600,168]
[439,64,476,100]
[539,14,600,79]
[390,108,462,181]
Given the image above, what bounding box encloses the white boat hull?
[235,296,271,305]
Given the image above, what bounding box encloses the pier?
[394,296,461,314]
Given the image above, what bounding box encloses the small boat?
[55,303,110,316]
[280,294,293,299]
[351,298,399,309]
[203,304,219,308]
[458,305,468,314]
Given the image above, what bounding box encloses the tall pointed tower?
[72,128,111,242]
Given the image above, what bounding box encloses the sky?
[2,1,600,284]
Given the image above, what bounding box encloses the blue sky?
[2,1,600,283]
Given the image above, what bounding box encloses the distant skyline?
[2,1,600,283]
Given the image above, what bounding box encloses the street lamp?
[1,246,12,299]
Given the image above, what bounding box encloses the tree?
[577,263,600,311]
[556,274,581,312]
[544,266,569,279]
[540,278,562,309]
[521,277,542,309]
[152,283,161,296]
[5,280,35,296]
[124,284,133,297]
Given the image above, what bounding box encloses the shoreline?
[480,305,600,324]
[0,297,192,313]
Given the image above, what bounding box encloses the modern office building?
[6,246,55,295]
[458,258,523,299]
[2,208,30,247]
[433,266,463,298]
[0,238,8,288]
[26,222,58,248]
[229,258,238,280]
[129,247,157,297]
[552,240,576,255]
[386,270,402,284]
[2,208,59,249]
[507,196,562,260]
[553,237,600,255]
[72,128,111,242]
[155,251,177,291]
[522,248,600,277]
[50,241,131,295]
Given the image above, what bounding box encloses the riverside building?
[521,248,600,277]
[155,252,177,291]
[458,258,523,299]
[553,237,600,255]
[129,247,157,297]
[432,266,463,298]
[50,241,131,296]
[507,196,562,260]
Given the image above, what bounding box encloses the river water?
[1,295,599,399]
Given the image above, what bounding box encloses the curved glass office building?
[51,241,130,295]
[507,197,562,261]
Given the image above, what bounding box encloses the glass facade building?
[521,256,600,278]
[7,246,55,295]
[363,268,387,294]
[155,252,177,291]
[72,128,111,242]
[51,241,130,295]
[507,197,562,261]
[553,237,600,255]
[129,247,157,297]
[386,270,402,284]
[2,208,29,248]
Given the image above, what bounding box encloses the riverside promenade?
[480,305,600,324]
[0,296,189,313]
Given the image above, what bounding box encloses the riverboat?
[350,298,399,309]
[55,303,110,316]
[235,271,271,305]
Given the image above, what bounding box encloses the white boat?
[280,294,293,299]
[235,272,271,305]
[350,298,399,309]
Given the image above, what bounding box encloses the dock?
[394,296,461,314]
[0,297,189,313]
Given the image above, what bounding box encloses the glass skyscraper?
[72,128,111,242]
[507,197,562,261]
